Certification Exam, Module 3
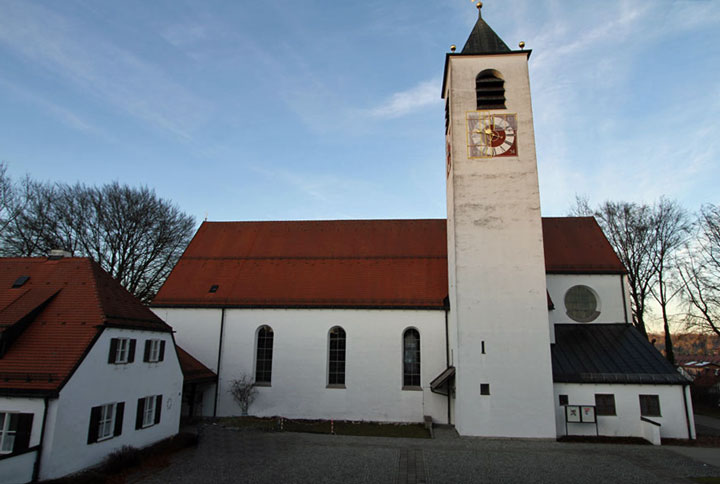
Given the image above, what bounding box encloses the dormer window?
[11,276,29,288]
[476,70,506,109]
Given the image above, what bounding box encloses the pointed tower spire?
[461,2,511,54]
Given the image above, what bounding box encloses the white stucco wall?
[444,52,556,438]
[38,327,183,480]
[0,396,46,484]
[547,274,628,325]
[156,307,450,424]
[553,383,693,439]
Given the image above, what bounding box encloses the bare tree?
[229,374,258,416]
[646,198,691,364]
[0,173,195,303]
[679,204,720,337]
[571,199,656,338]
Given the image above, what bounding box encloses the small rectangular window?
[144,339,165,363]
[136,395,162,429]
[480,383,490,395]
[109,338,136,364]
[88,402,124,444]
[595,394,616,416]
[639,395,661,417]
[559,394,568,406]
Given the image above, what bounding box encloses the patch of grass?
[557,435,651,445]
[663,435,720,448]
[691,478,720,484]
[222,417,431,438]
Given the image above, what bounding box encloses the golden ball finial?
[519,41,525,50]
[450,44,456,52]
[476,1,483,9]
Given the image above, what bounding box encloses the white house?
[0,256,184,483]
[151,5,694,442]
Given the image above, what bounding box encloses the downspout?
[213,308,226,418]
[31,396,50,482]
[682,385,695,440]
[444,303,451,425]
[620,275,629,324]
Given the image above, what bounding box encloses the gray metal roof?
[461,10,511,54]
[552,324,689,385]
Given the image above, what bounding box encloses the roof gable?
[0,257,171,394]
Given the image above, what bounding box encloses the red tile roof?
[542,217,626,274]
[153,218,625,309]
[176,346,217,384]
[0,257,171,395]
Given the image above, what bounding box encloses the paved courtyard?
[131,424,720,484]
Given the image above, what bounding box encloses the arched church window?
[476,70,506,109]
[403,328,421,388]
[255,325,274,384]
[564,286,601,322]
[328,326,346,387]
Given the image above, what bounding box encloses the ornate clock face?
[466,112,518,158]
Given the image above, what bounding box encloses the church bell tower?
[443,2,556,437]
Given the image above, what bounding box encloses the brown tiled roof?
[153,218,626,308]
[543,217,627,274]
[153,220,449,309]
[176,346,216,384]
[0,258,171,395]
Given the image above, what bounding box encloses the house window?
[403,328,421,388]
[0,412,33,454]
[476,69,506,109]
[108,338,136,364]
[564,285,600,322]
[88,402,124,444]
[559,395,569,406]
[595,394,616,416]
[639,395,661,417]
[480,383,490,395]
[136,395,162,429]
[328,326,346,387]
[144,339,166,363]
[255,326,274,385]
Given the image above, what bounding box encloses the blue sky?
[1,0,719,224]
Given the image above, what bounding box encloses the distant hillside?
[649,332,720,356]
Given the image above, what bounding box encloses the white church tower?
[443,3,556,437]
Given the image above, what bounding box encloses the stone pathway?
[131,424,720,484]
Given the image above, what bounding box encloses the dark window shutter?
[87,406,101,444]
[108,339,118,364]
[14,413,33,452]
[143,340,151,362]
[159,340,165,362]
[154,395,162,425]
[128,340,136,363]
[114,402,124,437]
[136,398,145,429]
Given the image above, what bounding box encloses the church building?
[151,4,694,442]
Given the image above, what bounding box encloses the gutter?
[213,308,226,417]
[31,396,50,482]
[444,300,451,425]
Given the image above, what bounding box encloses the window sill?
[402,386,422,391]
[141,422,157,429]
[253,382,271,387]
[326,384,346,389]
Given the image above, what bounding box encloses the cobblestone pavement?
[131,424,720,484]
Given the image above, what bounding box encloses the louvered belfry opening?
[476,70,506,109]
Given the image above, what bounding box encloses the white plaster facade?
[0,328,183,482]
[153,307,449,423]
[547,274,631,325]
[553,383,695,440]
[443,51,555,438]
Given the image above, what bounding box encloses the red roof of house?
[0,257,172,395]
[176,346,217,384]
[153,217,625,309]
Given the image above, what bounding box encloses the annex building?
[152,6,694,441]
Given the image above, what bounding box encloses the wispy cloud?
[0,2,211,140]
[368,78,441,119]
